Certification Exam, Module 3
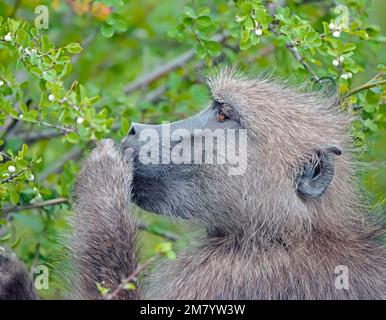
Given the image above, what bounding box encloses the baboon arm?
[0,249,38,300]
[69,139,139,300]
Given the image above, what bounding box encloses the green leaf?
[183,6,196,19]
[7,184,20,205]
[0,232,12,242]
[363,104,376,113]
[66,132,80,144]
[96,282,110,296]
[341,43,356,54]
[64,42,83,54]
[123,283,136,290]
[41,34,51,51]
[101,24,114,38]
[196,15,211,27]
[207,41,221,57]
[182,17,194,27]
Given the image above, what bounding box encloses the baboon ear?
[296,145,342,198]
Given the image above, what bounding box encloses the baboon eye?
[218,110,229,122]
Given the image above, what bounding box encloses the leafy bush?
[0,0,385,298]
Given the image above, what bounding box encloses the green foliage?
[0,0,385,299]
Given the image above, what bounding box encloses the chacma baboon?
[1,69,386,299]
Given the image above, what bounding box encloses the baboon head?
[121,68,351,240]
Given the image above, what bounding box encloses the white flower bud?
[19,114,24,119]
[255,29,263,36]
[341,72,352,80]
[76,117,84,124]
[329,22,335,30]
[332,59,340,67]
[28,174,35,181]
[48,94,55,102]
[8,165,16,173]
[4,33,12,42]
[332,31,341,38]
[338,56,344,62]
[0,80,4,86]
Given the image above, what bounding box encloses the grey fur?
[68,139,139,299]
[0,248,37,300]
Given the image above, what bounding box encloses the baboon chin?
[1,68,386,300]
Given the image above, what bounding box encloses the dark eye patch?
[212,100,233,119]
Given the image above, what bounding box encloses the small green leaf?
[183,6,196,19]
[123,283,136,290]
[64,42,83,54]
[66,132,80,144]
[101,24,114,38]
[196,15,211,27]
[96,282,110,296]
[207,41,221,57]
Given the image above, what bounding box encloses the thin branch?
[0,151,12,161]
[1,197,69,215]
[124,33,228,95]
[124,50,195,95]
[344,79,386,98]
[0,164,31,184]
[285,43,319,82]
[12,129,64,144]
[138,221,179,242]
[105,253,160,300]
[38,121,76,134]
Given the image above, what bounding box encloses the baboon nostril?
[128,123,136,136]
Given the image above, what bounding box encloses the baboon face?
[121,69,345,229]
[121,102,246,221]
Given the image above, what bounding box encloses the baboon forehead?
[206,68,345,128]
[206,67,255,104]
[206,68,306,114]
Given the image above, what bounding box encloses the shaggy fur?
[0,248,37,300]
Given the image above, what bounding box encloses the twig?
[285,43,319,82]
[38,121,76,134]
[12,129,64,144]
[124,50,195,95]
[124,33,228,95]
[105,253,160,300]
[1,197,69,215]
[138,221,179,242]
[0,151,12,161]
[0,163,32,184]
[344,79,386,98]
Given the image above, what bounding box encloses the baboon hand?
[73,139,133,204]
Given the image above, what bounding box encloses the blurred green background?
[0,0,385,299]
